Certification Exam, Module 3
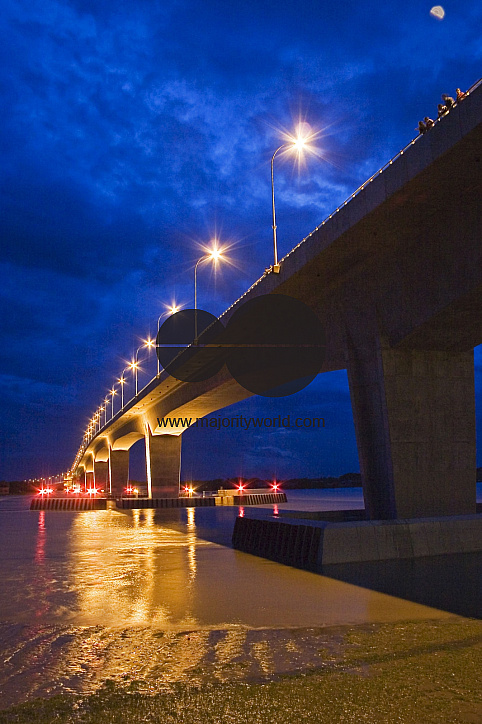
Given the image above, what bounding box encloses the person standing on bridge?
[424,116,434,130]
[417,120,427,135]
[442,93,455,110]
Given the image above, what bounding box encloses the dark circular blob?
[156,309,226,383]
[224,294,326,397]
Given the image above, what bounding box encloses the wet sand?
[1,618,481,722]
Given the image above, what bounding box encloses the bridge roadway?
[76,82,482,520]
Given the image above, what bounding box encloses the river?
[0,489,480,707]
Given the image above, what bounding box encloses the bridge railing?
[282,75,482,264]
[215,75,482,320]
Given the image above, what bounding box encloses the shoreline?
[1,617,481,722]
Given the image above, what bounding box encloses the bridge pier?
[347,337,476,520]
[93,460,108,493]
[109,449,129,497]
[145,433,181,498]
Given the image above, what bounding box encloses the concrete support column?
[347,337,476,519]
[145,433,181,498]
[93,460,108,493]
[109,449,129,497]
[85,471,94,488]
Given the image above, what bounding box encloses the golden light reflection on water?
[69,509,203,627]
[61,506,459,630]
[0,498,460,630]
[0,497,478,709]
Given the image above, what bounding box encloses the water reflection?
[69,508,202,627]
[34,510,45,564]
[33,510,50,621]
[186,507,197,584]
[0,496,462,630]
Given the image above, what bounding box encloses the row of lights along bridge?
[72,125,319,472]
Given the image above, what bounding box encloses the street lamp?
[270,128,312,273]
[110,386,117,419]
[157,305,180,375]
[104,397,110,426]
[118,370,128,408]
[132,338,155,396]
[194,245,225,339]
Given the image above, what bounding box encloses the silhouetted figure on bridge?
[417,120,427,135]
[456,88,467,102]
[424,116,434,130]
[438,103,448,118]
[442,93,455,110]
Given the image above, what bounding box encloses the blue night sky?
[1,0,482,481]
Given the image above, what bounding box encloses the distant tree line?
[187,473,362,492]
[0,480,37,495]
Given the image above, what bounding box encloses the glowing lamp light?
[292,135,307,151]
[239,507,245,518]
[208,246,223,262]
[125,486,133,494]
[271,482,280,492]
[236,483,246,492]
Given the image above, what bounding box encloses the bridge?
[74,79,482,521]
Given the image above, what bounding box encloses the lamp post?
[118,370,128,408]
[132,338,155,396]
[157,305,180,375]
[270,132,309,273]
[104,397,109,426]
[194,245,224,340]
[110,387,117,419]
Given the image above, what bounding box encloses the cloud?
[1,0,482,478]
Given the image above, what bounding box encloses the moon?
[430,6,445,20]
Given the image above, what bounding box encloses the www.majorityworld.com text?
[157,415,325,431]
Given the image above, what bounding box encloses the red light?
[271,482,280,491]
[236,484,245,492]
[87,487,98,495]
[125,486,133,494]
[239,507,245,517]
